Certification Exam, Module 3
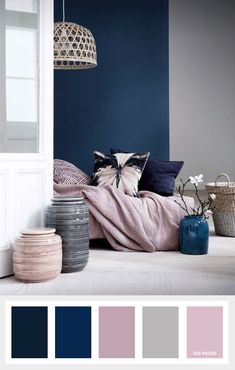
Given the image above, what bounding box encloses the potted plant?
[175,174,216,255]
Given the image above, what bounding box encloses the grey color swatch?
[142,307,179,358]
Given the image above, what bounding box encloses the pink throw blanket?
[54,183,194,252]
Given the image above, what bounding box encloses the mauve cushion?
[110,149,184,196]
[54,159,92,185]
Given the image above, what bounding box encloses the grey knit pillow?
[54,159,91,185]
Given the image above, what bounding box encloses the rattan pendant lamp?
[54,0,97,69]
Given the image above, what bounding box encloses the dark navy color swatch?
[11,307,48,358]
[55,306,92,358]
[54,0,169,174]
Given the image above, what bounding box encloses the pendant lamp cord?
[63,0,65,22]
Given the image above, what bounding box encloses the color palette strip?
[5,300,228,365]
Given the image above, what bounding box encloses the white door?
[0,0,54,277]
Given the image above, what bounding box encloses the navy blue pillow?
[110,148,184,196]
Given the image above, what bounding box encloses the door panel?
[0,0,53,277]
[14,170,45,232]
[0,171,8,249]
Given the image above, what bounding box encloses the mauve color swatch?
[99,306,135,358]
[142,307,179,358]
[11,307,48,358]
[55,307,91,358]
[187,306,223,358]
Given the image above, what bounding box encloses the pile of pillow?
[54,151,184,198]
[92,149,184,197]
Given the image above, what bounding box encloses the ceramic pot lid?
[21,227,56,235]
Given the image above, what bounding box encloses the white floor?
[0,219,234,295]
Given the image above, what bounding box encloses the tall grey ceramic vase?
[46,197,89,273]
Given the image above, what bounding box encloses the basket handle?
[215,173,231,187]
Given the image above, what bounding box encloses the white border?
[5,300,228,365]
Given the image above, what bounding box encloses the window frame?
[0,1,40,153]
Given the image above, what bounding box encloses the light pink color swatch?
[187,306,223,358]
[99,306,135,358]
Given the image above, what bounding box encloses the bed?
[1,160,234,295]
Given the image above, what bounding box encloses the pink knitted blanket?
[54,183,194,252]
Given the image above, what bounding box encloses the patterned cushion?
[92,151,150,196]
[111,148,184,196]
[54,159,91,185]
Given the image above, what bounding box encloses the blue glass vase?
[179,216,209,255]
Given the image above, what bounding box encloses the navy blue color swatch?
[54,0,169,175]
[11,307,48,358]
[55,306,92,358]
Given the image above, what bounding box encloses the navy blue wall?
[54,0,169,175]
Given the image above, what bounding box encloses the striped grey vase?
[46,197,89,273]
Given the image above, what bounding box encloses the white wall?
[169,0,235,186]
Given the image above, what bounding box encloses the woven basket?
[206,173,235,237]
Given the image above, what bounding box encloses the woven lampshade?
[54,22,97,70]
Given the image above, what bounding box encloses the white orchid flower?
[189,176,196,184]
[189,174,203,186]
[209,193,216,201]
